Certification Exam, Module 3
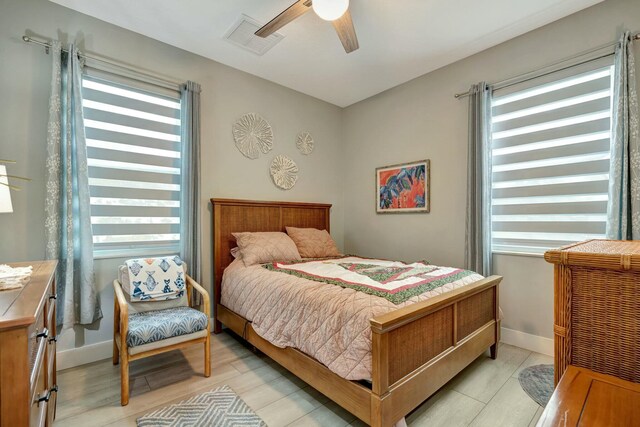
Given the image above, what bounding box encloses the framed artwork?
[376,159,430,214]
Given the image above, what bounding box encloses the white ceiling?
[50,0,602,107]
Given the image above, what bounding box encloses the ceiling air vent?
[224,15,284,56]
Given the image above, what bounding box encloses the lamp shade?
[0,165,13,213]
[312,0,349,21]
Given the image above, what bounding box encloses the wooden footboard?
[370,275,501,427]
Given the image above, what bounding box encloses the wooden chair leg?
[113,339,119,365]
[204,332,211,377]
[490,343,498,360]
[120,351,130,406]
[113,298,120,365]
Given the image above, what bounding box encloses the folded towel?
[124,256,186,302]
[0,264,32,291]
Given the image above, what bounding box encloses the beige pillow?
[232,232,302,266]
[285,227,341,258]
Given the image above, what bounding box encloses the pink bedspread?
[221,257,484,381]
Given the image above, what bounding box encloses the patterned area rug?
[518,364,554,407]
[137,385,267,426]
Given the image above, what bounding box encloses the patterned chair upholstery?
[126,306,209,348]
[113,262,211,406]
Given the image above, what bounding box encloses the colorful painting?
[376,159,430,213]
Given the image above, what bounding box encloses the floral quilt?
[221,257,484,380]
[263,256,475,304]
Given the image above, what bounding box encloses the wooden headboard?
[210,198,331,332]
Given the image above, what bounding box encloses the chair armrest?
[113,280,129,344]
[186,275,210,325]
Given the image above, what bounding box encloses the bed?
[211,198,502,427]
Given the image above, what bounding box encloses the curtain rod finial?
[22,35,29,42]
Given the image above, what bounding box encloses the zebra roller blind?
[491,58,614,255]
[82,73,182,257]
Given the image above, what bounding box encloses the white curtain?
[465,82,493,276]
[606,31,639,240]
[44,42,102,328]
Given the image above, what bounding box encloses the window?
[82,75,182,258]
[490,61,614,255]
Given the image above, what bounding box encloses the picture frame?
[376,159,430,214]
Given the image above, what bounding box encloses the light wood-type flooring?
[54,332,552,427]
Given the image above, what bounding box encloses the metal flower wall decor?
[270,155,299,190]
[296,132,314,155]
[233,113,274,159]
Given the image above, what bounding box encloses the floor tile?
[231,354,270,373]
[287,401,356,427]
[528,406,544,427]
[469,378,540,427]
[240,375,304,411]
[407,388,485,427]
[449,344,531,403]
[256,386,327,426]
[56,331,545,427]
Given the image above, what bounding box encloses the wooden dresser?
[0,261,58,427]
[545,240,640,385]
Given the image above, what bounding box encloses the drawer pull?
[49,335,57,343]
[36,329,49,339]
[49,293,57,300]
[38,386,58,403]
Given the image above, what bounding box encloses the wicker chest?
[545,240,640,385]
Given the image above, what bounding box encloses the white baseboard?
[57,340,112,371]
[500,327,553,356]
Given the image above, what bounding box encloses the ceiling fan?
[255,0,359,53]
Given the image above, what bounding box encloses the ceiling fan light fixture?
[312,0,349,21]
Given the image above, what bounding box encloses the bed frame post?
[371,330,390,427]
[491,283,500,360]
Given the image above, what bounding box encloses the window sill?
[492,250,545,259]
[93,246,180,260]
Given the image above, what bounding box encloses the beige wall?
[342,0,640,340]
[0,0,344,350]
[1,0,639,355]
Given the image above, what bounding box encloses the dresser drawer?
[30,364,47,427]
[0,261,58,427]
[31,397,47,427]
[29,314,49,404]
[30,385,57,427]
[28,310,45,376]
[46,389,57,427]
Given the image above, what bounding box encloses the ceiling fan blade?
[332,10,359,53]
[255,0,313,38]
